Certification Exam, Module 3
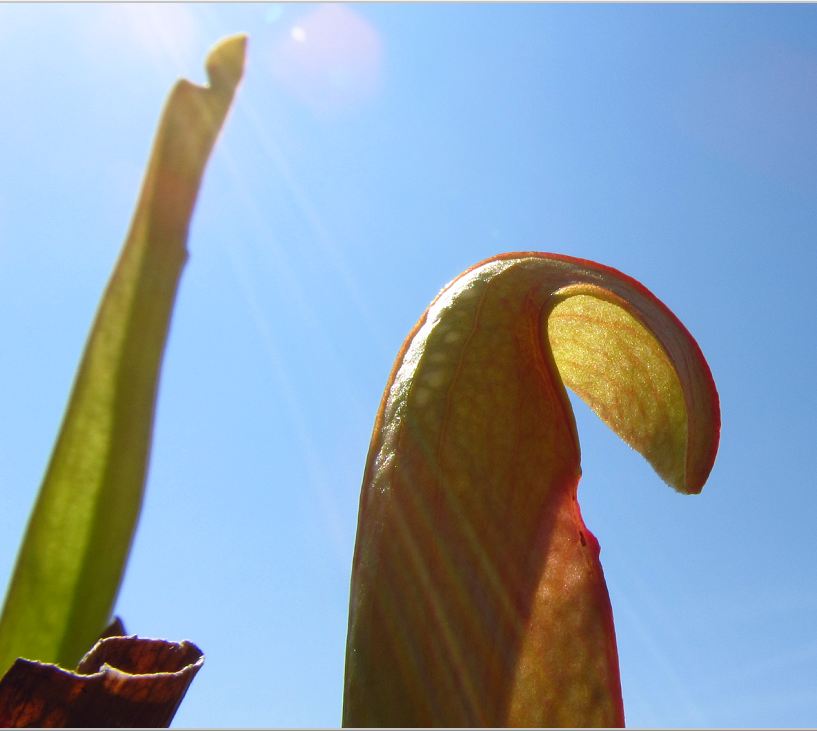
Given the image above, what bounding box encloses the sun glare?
[87,4,203,79]
[268,5,383,116]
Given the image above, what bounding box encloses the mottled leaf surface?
[344,253,719,727]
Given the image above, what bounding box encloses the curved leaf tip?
[441,252,720,494]
[205,34,247,92]
[546,279,719,493]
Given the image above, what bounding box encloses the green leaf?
[547,276,719,493]
[343,253,719,727]
[0,34,246,674]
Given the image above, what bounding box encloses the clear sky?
[1,3,816,727]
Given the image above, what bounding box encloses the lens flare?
[268,5,383,116]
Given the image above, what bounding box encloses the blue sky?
[1,3,816,727]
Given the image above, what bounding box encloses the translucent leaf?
[0,35,246,673]
[547,279,717,492]
[344,253,719,727]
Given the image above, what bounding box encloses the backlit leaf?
[343,252,719,727]
[0,35,246,673]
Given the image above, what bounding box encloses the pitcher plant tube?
[343,253,720,727]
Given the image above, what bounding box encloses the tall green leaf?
[0,35,246,674]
